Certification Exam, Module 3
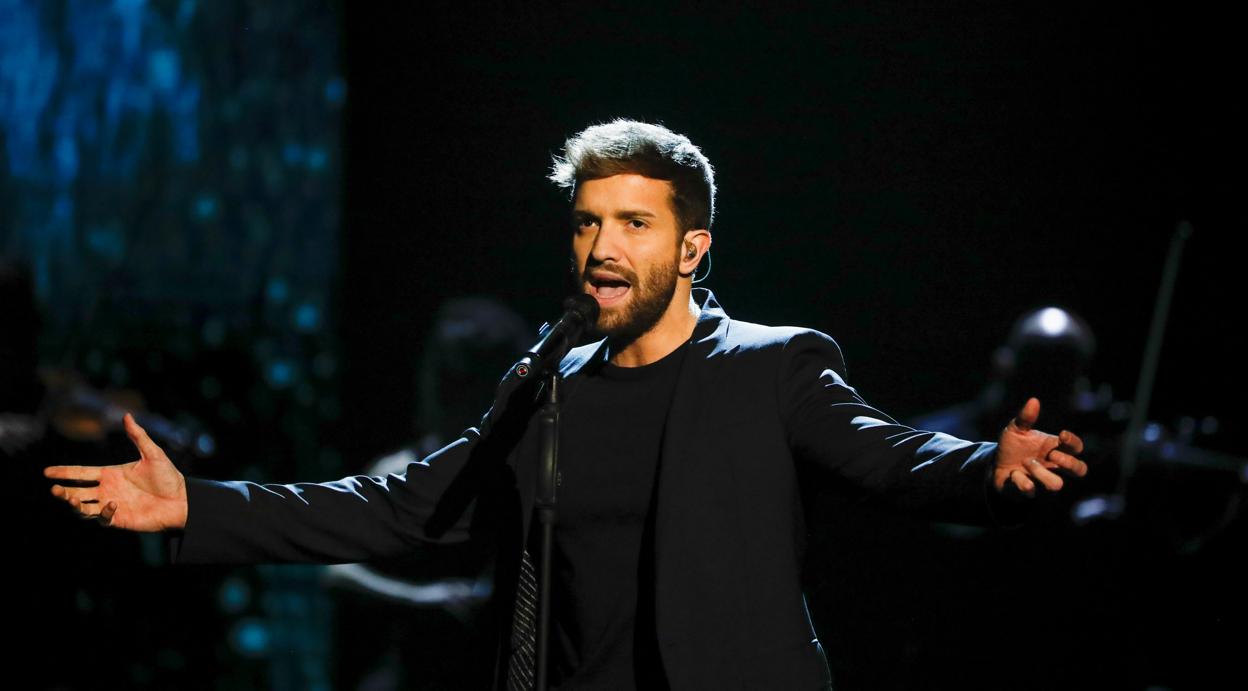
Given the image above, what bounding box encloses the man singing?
[46,119,1087,690]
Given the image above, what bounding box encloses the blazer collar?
[691,287,728,343]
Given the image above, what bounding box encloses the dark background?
[6,1,1241,689]
[340,4,1240,690]
[341,2,1237,463]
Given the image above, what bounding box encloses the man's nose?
[588,222,623,263]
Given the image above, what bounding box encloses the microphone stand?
[534,372,562,691]
[497,293,595,690]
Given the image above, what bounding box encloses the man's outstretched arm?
[779,330,1087,524]
[44,413,484,564]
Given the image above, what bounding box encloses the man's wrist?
[165,479,189,531]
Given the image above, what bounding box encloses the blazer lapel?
[651,289,755,684]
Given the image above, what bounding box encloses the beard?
[576,254,679,344]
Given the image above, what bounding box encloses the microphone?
[509,294,599,381]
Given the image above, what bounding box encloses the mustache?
[578,260,639,285]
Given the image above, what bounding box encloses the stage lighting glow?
[218,577,252,614]
[1038,307,1070,336]
[229,618,271,658]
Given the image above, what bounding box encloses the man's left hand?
[994,397,1088,496]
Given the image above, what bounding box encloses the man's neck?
[607,289,700,368]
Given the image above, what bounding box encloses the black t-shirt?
[546,341,689,690]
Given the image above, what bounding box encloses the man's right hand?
[45,413,188,532]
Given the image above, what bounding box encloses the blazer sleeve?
[168,431,487,565]
[778,329,1007,525]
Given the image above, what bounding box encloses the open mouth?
[587,274,631,305]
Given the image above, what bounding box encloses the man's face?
[571,174,683,340]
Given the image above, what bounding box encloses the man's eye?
[629,219,647,229]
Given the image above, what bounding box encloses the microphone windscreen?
[562,293,600,326]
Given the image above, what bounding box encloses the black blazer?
[171,288,1001,690]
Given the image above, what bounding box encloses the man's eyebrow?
[570,209,660,222]
[613,209,657,219]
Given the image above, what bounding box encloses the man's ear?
[679,229,712,277]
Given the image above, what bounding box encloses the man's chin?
[591,306,642,340]
[591,314,629,338]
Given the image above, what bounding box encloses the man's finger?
[1039,433,1062,458]
[44,465,102,482]
[96,501,117,526]
[68,495,102,517]
[124,412,161,458]
[1045,449,1088,477]
[1059,429,1085,455]
[1010,468,1035,496]
[1026,458,1064,491]
[51,485,98,504]
[1011,397,1041,432]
